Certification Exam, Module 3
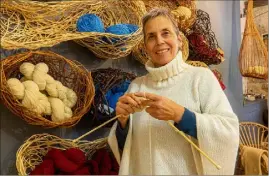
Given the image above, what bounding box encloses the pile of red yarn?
[30,148,119,175]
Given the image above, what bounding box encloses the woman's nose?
[156,35,164,45]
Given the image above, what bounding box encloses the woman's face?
[144,16,181,67]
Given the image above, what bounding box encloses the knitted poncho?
[108,51,239,175]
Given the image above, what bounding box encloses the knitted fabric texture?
[77,14,105,32]
[108,51,239,175]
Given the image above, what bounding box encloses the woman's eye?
[163,32,170,36]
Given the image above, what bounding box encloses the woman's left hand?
[134,92,185,123]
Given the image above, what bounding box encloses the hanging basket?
[235,122,268,175]
[142,0,196,32]
[185,61,208,68]
[239,0,268,79]
[88,68,136,127]
[0,51,95,128]
[186,9,225,65]
[1,0,146,59]
[16,116,118,175]
[132,31,189,65]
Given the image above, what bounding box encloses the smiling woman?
[108,8,240,175]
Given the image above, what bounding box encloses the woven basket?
[185,61,208,68]
[132,31,189,65]
[142,0,196,32]
[235,122,268,175]
[239,0,268,79]
[16,115,118,175]
[0,51,94,128]
[74,0,147,59]
[16,134,108,175]
[88,68,136,127]
[1,0,146,59]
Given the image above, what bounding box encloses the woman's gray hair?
[142,8,179,37]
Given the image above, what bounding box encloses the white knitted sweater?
[108,51,239,175]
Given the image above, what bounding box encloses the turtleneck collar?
[145,51,189,82]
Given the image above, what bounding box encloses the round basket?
[142,0,196,32]
[0,51,95,128]
[1,0,146,59]
[185,60,208,68]
[235,122,268,175]
[16,116,118,175]
[16,133,108,175]
[74,0,147,59]
[88,68,137,127]
[132,31,189,65]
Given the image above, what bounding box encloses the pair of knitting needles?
[73,93,221,170]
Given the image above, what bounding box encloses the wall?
[196,1,267,124]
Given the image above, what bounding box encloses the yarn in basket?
[77,14,105,32]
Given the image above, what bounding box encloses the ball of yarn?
[77,14,105,32]
[124,24,139,33]
[20,62,35,80]
[7,78,25,100]
[33,63,49,90]
[106,24,130,35]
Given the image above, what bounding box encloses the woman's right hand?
[116,93,142,128]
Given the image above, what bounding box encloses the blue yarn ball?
[112,80,131,93]
[105,24,131,35]
[77,14,105,32]
[124,24,139,33]
[108,92,124,109]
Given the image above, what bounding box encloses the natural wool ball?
[49,97,66,122]
[20,62,35,80]
[21,81,44,114]
[63,88,78,108]
[7,78,25,100]
[172,6,192,20]
[45,75,58,97]
[49,97,73,122]
[33,63,49,90]
[38,92,52,115]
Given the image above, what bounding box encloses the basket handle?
[72,115,120,143]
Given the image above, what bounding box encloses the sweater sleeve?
[174,108,197,139]
[192,68,239,175]
[116,119,129,150]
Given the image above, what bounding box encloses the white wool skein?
[46,78,77,108]
[63,88,78,108]
[38,92,51,116]
[7,78,51,115]
[20,62,49,90]
[48,97,73,122]
[32,63,49,90]
[7,78,25,100]
[21,81,49,115]
[20,62,35,80]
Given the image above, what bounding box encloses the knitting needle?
[167,121,222,170]
[72,115,120,143]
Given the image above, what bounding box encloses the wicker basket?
[0,51,94,128]
[1,0,146,59]
[88,68,136,127]
[142,0,196,32]
[16,133,108,175]
[239,0,268,79]
[185,61,208,68]
[132,31,189,65]
[16,116,118,175]
[235,122,268,175]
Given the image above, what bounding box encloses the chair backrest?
[239,122,268,150]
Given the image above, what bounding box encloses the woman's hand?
[135,92,185,123]
[116,93,143,128]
